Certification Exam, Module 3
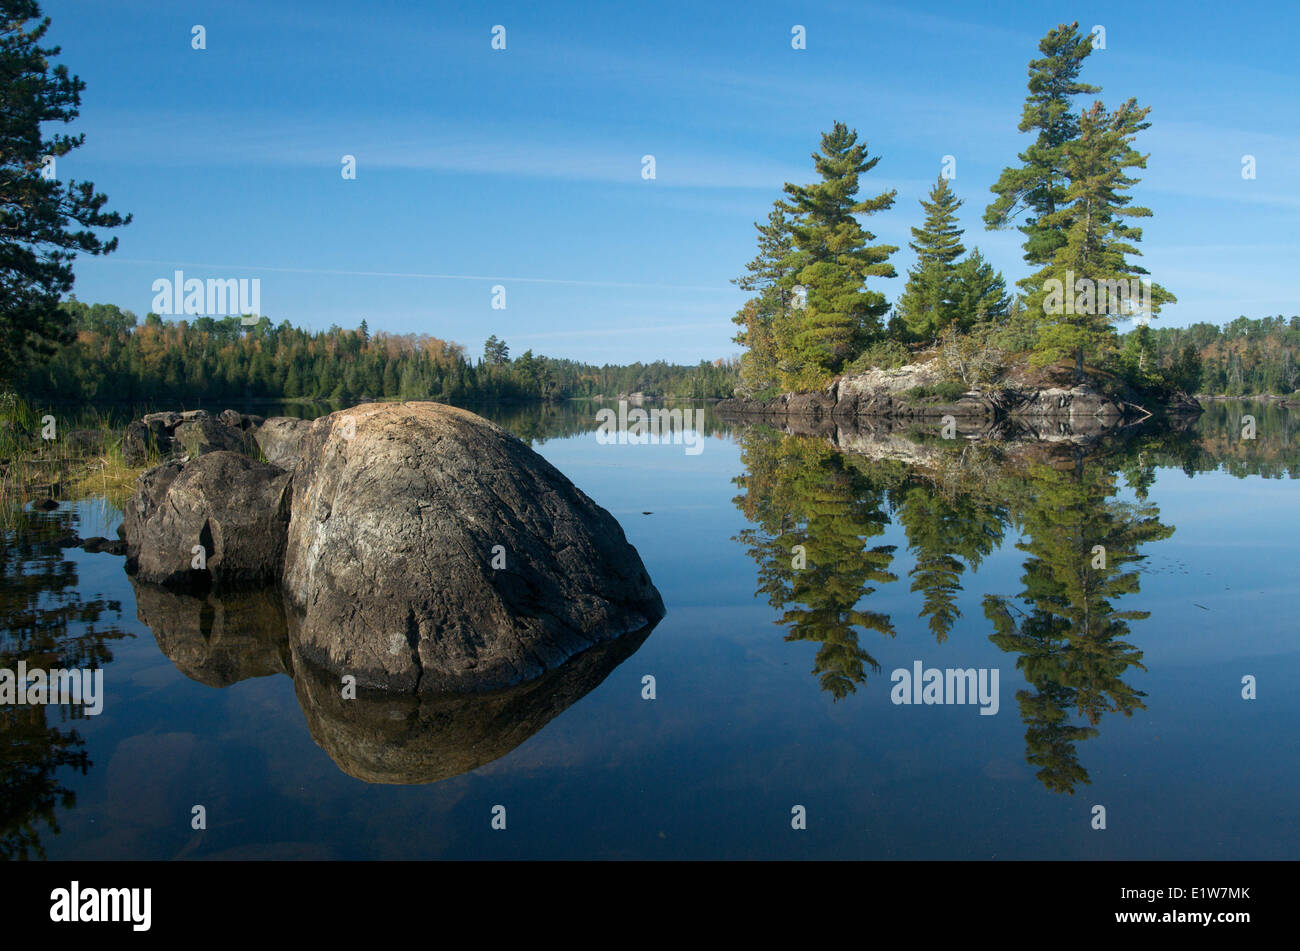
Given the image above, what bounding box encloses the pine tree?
[780,123,897,387]
[0,0,131,384]
[896,176,966,341]
[984,22,1099,272]
[731,202,796,396]
[482,334,510,366]
[1026,99,1176,377]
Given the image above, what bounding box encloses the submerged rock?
[282,402,665,693]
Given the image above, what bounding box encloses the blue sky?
[48,0,1300,364]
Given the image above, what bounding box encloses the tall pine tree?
[984,22,1099,272]
[779,123,897,388]
[0,0,131,384]
[1025,99,1175,377]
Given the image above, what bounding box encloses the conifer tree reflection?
[732,428,898,699]
[732,422,1175,791]
[893,483,1008,641]
[0,506,128,858]
[984,457,1172,794]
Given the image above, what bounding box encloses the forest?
[14,300,738,403]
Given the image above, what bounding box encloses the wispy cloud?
[108,257,736,293]
[511,320,733,340]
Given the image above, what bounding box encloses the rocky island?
[716,354,1202,437]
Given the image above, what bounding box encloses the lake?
[3,399,1298,860]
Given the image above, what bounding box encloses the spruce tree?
[984,22,1099,272]
[896,176,966,341]
[780,123,897,387]
[949,249,1011,328]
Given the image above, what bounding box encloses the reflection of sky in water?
[6,402,1299,860]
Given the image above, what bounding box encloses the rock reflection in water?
[289,622,652,785]
[132,582,291,687]
[131,579,654,784]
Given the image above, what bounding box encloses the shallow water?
[3,399,1297,860]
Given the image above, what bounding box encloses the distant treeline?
[12,302,1300,404]
[1118,315,1300,396]
[15,301,738,403]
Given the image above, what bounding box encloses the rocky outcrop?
[281,402,664,693]
[120,401,664,694]
[123,451,292,590]
[122,409,263,465]
[717,358,1200,430]
[1004,385,1126,422]
[717,385,999,424]
[765,411,1198,473]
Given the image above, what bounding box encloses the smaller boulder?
[123,451,293,591]
[255,417,312,470]
[81,536,127,555]
[171,416,259,458]
[219,408,264,431]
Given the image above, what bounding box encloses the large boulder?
[123,451,293,590]
[282,401,665,693]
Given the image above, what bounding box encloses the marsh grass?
[0,393,147,533]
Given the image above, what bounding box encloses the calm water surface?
[4,400,1298,859]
